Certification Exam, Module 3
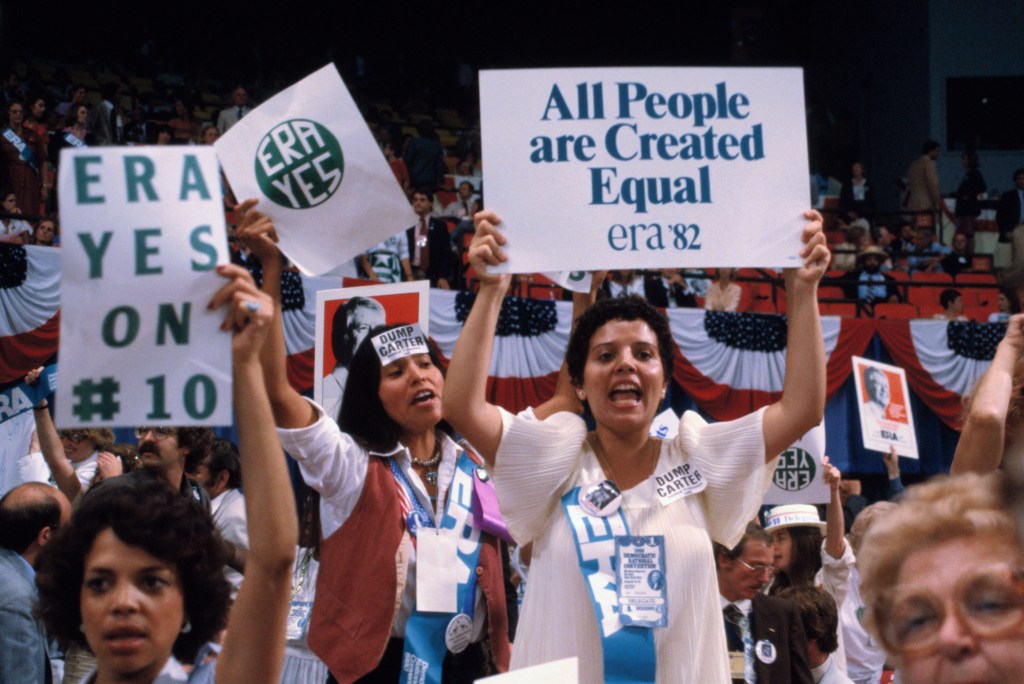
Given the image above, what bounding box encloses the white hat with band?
[764,504,827,534]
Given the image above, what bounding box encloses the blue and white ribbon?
[562,487,657,683]
[2,128,37,171]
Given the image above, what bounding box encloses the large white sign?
[216,64,415,275]
[764,422,830,505]
[56,147,231,428]
[852,356,919,459]
[480,68,810,272]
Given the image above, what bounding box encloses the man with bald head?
[0,483,71,683]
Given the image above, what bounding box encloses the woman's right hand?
[235,199,281,264]
[1002,313,1024,357]
[470,210,512,290]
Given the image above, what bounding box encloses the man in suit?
[405,189,453,289]
[903,140,953,228]
[716,523,813,684]
[0,482,72,683]
[217,85,253,135]
[996,168,1024,266]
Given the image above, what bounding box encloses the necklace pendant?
[425,470,438,487]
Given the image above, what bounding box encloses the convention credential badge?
[615,535,668,628]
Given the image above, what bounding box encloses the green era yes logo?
[773,447,816,491]
[255,119,343,209]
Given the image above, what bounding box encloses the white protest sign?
[476,657,578,683]
[216,64,415,275]
[764,422,830,505]
[56,147,231,428]
[852,356,919,459]
[480,68,809,273]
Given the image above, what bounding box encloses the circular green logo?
[254,119,343,209]
[773,447,816,491]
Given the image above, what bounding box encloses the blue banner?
[0,364,56,424]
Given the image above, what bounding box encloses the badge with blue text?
[614,535,668,628]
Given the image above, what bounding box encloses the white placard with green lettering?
[56,147,231,428]
[763,421,830,505]
[216,63,415,275]
[479,67,809,273]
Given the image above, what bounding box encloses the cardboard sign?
[314,280,429,420]
[216,64,415,275]
[764,422,831,505]
[56,147,231,428]
[852,356,919,459]
[479,67,809,272]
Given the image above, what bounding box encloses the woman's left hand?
[822,454,842,491]
[786,209,830,286]
[208,264,275,362]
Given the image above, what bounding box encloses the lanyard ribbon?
[2,128,36,171]
[390,452,484,684]
[562,487,657,683]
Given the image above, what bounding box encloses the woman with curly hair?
[442,209,829,683]
[36,264,297,683]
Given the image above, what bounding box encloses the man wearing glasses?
[715,523,813,684]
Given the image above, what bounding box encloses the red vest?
[307,455,512,682]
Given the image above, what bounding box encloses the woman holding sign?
[443,209,829,683]
[234,202,516,683]
[36,265,297,684]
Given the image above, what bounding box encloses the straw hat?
[855,245,888,266]
[764,504,827,534]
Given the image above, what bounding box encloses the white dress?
[493,407,776,684]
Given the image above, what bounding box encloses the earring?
[79,623,85,633]
[181,621,192,634]
[576,389,586,401]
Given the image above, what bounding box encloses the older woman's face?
[887,535,1024,684]
[80,528,185,682]
[36,221,55,244]
[581,319,666,435]
[866,369,890,406]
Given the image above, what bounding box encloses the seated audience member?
[933,288,967,321]
[0,190,33,244]
[832,226,866,271]
[779,586,854,684]
[860,473,1024,684]
[940,232,972,277]
[951,314,1024,475]
[0,483,72,684]
[705,267,742,312]
[846,247,900,308]
[31,216,56,246]
[989,290,1020,323]
[644,268,698,308]
[716,523,814,684]
[907,227,951,274]
[601,269,645,298]
[446,180,479,221]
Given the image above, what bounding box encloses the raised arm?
[209,264,297,684]
[762,210,829,461]
[442,212,512,462]
[233,200,316,429]
[951,313,1024,474]
[821,457,847,559]
[25,368,81,501]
